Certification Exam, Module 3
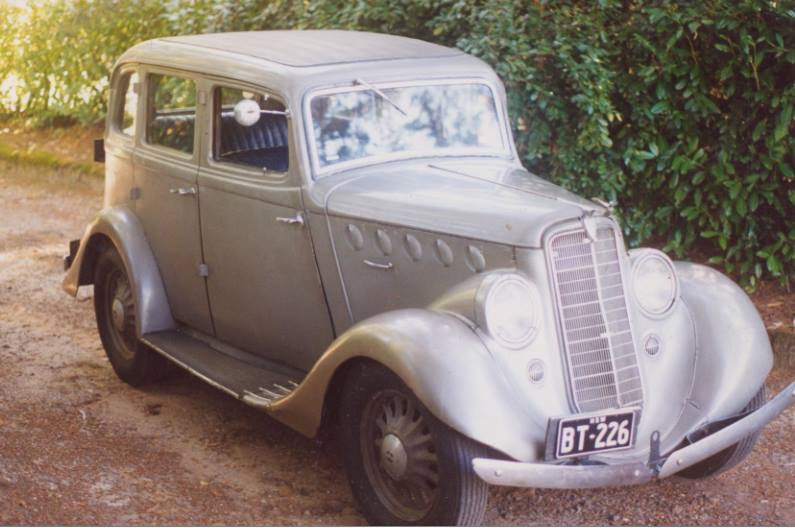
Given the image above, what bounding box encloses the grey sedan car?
[63,30,794,525]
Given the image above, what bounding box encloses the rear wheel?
[339,362,489,526]
[677,385,767,479]
[94,247,170,386]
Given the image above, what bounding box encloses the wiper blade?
[354,78,407,116]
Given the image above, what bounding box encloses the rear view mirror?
[233,99,261,127]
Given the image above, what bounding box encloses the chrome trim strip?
[472,458,653,489]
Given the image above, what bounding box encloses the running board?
[142,330,302,409]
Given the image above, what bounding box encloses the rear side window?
[146,74,196,154]
[115,71,138,137]
[213,86,289,172]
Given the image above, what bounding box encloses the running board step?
[142,330,301,409]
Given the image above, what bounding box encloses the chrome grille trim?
[547,221,643,412]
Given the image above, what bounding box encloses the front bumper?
[473,381,795,488]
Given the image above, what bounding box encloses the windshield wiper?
[354,78,407,116]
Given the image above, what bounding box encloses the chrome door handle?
[169,187,197,196]
[276,212,305,227]
[364,259,394,271]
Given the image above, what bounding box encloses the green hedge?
[1,0,792,289]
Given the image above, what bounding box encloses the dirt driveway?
[0,161,793,525]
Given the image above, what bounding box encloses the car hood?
[317,159,606,248]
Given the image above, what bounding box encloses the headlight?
[631,250,678,317]
[475,273,539,348]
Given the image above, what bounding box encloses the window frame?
[141,67,200,160]
[110,66,140,142]
[302,77,513,179]
[206,79,291,180]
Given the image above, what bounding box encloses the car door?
[133,68,213,335]
[197,81,334,372]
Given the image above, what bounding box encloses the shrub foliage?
[1,0,792,288]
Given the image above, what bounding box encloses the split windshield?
[309,82,506,172]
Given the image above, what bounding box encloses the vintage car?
[63,31,794,525]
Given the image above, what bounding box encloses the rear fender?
[269,308,541,462]
[62,206,175,336]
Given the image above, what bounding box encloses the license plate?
[552,409,637,459]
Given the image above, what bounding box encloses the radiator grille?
[548,224,643,412]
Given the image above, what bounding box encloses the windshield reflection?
[310,83,505,170]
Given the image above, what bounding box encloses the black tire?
[339,361,489,526]
[677,385,767,479]
[94,246,171,386]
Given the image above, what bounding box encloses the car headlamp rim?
[474,273,540,349]
[630,249,679,318]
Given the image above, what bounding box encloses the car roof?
[116,30,502,105]
[159,30,463,68]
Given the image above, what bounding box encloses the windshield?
[309,82,506,172]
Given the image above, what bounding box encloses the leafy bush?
[0,1,174,124]
[1,0,792,288]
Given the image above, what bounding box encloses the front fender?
[269,309,540,461]
[674,262,773,423]
[62,206,175,336]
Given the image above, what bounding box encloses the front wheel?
[677,385,767,479]
[339,362,489,526]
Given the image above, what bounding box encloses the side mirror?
[93,138,105,163]
[233,99,261,127]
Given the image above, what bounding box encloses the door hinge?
[129,187,141,201]
[198,263,209,277]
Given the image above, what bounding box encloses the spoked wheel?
[340,362,489,526]
[104,264,137,360]
[94,246,170,386]
[361,390,439,521]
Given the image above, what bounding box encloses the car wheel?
[677,385,767,479]
[94,246,170,386]
[339,361,489,526]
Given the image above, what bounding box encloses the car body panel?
[326,215,516,326]
[319,160,601,249]
[197,165,335,371]
[133,144,214,335]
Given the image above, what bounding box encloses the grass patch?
[0,141,102,178]
[0,158,103,196]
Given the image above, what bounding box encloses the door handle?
[276,212,305,227]
[169,187,197,196]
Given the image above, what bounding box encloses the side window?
[213,86,289,172]
[115,71,138,137]
[146,74,196,154]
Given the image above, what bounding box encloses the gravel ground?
[0,161,793,525]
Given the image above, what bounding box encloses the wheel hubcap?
[380,433,408,480]
[106,269,136,361]
[111,298,126,332]
[361,390,439,521]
